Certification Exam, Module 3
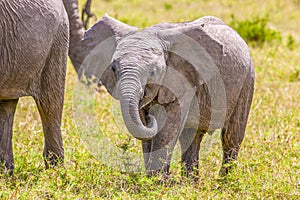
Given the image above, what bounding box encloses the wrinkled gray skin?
[62,0,85,73]
[83,15,254,177]
[0,0,69,173]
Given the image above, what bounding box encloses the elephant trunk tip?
[121,98,159,140]
[127,111,158,140]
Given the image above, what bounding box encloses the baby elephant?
[82,14,254,177]
[0,0,69,173]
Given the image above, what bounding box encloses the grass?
[1,0,300,199]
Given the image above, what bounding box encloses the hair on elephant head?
[81,14,254,176]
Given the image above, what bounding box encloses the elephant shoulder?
[146,16,226,32]
[145,22,179,32]
[192,16,226,26]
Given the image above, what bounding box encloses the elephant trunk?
[62,0,85,73]
[119,73,158,140]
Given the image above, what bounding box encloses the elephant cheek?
[101,69,117,98]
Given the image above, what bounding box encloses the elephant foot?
[181,165,199,182]
[147,170,181,187]
[146,166,170,178]
[0,154,14,175]
[44,151,64,169]
[219,162,237,176]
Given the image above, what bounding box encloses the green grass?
[1,0,300,199]
[230,15,283,46]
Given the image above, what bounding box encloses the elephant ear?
[157,21,224,105]
[82,14,138,54]
[80,14,138,90]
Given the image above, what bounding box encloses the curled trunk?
[119,74,158,140]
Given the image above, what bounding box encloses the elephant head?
[81,14,226,140]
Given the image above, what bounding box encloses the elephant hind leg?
[179,128,204,180]
[220,78,254,176]
[34,27,68,169]
[0,99,18,174]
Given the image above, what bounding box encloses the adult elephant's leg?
[142,101,181,176]
[179,128,204,180]
[220,76,254,176]
[34,29,68,168]
[0,99,18,173]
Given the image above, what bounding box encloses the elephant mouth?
[138,90,159,126]
[139,83,160,110]
[139,95,154,110]
[138,97,155,126]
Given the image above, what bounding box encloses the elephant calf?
[82,14,254,177]
[0,0,69,172]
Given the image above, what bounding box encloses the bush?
[230,15,282,46]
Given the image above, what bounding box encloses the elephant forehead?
[113,46,164,67]
[113,32,165,68]
[116,33,163,54]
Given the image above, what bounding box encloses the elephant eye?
[110,62,116,72]
[149,67,157,77]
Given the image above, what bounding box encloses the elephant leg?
[35,94,64,168]
[142,139,152,172]
[179,128,204,179]
[0,99,18,173]
[142,134,176,177]
[142,101,181,176]
[34,32,68,169]
[220,79,254,176]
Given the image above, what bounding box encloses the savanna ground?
[1,0,300,199]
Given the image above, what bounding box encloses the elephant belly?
[0,89,27,100]
[184,93,228,131]
[0,45,48,98]
[0,69,40,99]
[185,110,212,131]
[0,0,67,98]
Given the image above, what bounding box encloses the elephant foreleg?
[0,99,18,173]
[142,101,181,176]
[179,128,204,180]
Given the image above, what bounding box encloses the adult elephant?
[81,15,255,177]
[0,0,69,173]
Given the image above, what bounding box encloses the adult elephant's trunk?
[62,0,85,73]
[119,73,158,140]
